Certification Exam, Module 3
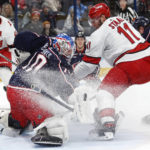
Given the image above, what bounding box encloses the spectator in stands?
[25,0,43,10]
[1,3,14,22]
[61,0,73,14]
[118,0,138,24]
[138,0,146,16]
[40,3,56,29]
[40,3,50,22]
[44,0,62,12]
[22,10,43,35]
[68,0,88,20]
[67,0,93,36]
[0,0,9,7]
[19,10,31,31]
[41,21,57,36]
[19,4,41,31]
[18,0,27,11]
[59,8,84,36]
[133,16,150,43]
[145,0,150,13]
[10,0,27,10]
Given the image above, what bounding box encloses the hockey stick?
[41,90,74,112]
[0,53,17,66]
[31,85,74,112]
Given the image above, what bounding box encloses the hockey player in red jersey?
[0,15,18,87]
[71,3,150,140]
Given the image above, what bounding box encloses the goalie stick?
[31,85,74,112]
[0,53,17,66]
[41,90,74,112]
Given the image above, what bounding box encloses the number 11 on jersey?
[117,23,140,44]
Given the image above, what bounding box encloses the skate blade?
[33,141,62,147]
[89,130,114,141]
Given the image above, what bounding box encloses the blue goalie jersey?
[9,33,75,100]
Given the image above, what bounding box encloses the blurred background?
[0,0,149,38]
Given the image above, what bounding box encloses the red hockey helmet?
[88,3,110,19]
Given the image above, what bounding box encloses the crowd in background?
[0,0,149,42]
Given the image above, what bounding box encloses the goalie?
[0,31,76,146]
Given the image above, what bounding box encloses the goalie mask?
[54,34,75,59]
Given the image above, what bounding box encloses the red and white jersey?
[0,15,16,50]
[0,16,17,71]
[74,16,150,80]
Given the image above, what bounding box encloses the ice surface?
[1,82,150,150]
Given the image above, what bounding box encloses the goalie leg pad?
[32,116,68,146]
[31,127,63,146]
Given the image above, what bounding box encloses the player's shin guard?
[90,108,116,140]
